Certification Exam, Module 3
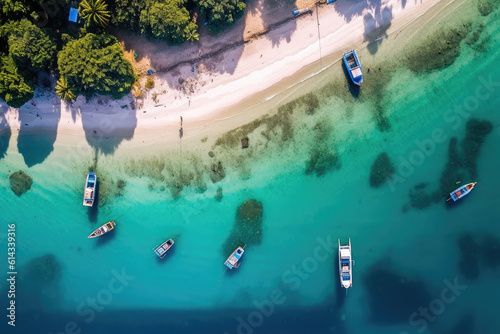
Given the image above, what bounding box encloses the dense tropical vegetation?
[0,0,248,107]
[58,34,136,98]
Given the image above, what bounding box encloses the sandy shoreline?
[1,0,446,149]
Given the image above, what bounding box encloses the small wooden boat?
[224,246,244,269]
[153,238,175,259]
[83,172,97,207]
[448,182,477,201]
[292,7,310,16]
[343,50,363,86]
[338,238,353,289]
[87,221,115,239]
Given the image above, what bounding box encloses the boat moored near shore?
[83,172,96,207]
[87,221,116,239]
[338,238,353,289]
[343,50,363,86]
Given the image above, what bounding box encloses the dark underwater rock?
[9,170,33,196]
[481,235,500,270]
[305,148,340,177]
[363,265,431,325]
[461,119,493,178]
[222,199,263,256]
[369,152,395,188]
[406,24,470,72]
[215,187,223,202]
[458,234,480,280]
[448,313,475,334]
[210,161,226,183]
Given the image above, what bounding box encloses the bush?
[2,19,56,71]
[140,0,198,43]
[0,55,34,108]
[58,33,136,98]
[196,0,246,30]
[145,76,155,90]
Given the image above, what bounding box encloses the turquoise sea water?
[2,3,500,334]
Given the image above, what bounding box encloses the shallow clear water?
[1,3,500,334]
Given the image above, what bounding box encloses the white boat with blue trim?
[343,50,363,86]
[153,238,175,259]
[87,221,115,239]
[83,172,96,207]
[224,246,244,269]
[448,182,477,202]
[338,238,353,289]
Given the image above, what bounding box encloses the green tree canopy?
[80,0,111,28]
[0,55,34,108]
[140,0,198,43]
[112,0,146,30]
[196,0,246,30]
[1,19,56,71]
[57,33,136,98]
[0,0,33,21]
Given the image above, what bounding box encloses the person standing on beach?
[180,116,183,126]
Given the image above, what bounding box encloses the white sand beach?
[1,0,448,149]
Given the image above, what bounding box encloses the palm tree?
[55,77,77,102]
[184,23,199,43]
[79,0,111,28]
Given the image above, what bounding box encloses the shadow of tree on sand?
[332,0,394,54]
[364,5,393,54]
[0,103,11,159]
[17,103,61,167]
[81,95,137,155]
[247,0,298,48]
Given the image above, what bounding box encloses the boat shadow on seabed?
[333,256,348,308]
[87,180,99,223]
[342,61,361,99]
[155,244,177,265]
[445,192,472,210]
[95,227,117,247]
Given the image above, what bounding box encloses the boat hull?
[83,172,97,207]
[154,238,175,259]
[87,221,115,239]
[225,247,244,269]
[449,182,477,201]
[338,238,352,289]
[343,50,363,87]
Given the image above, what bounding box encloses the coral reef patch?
[363,263,431,325]
[9,170,33,196]
[222,199,263,256]
[369,152,395,188]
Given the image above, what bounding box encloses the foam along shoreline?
[2,0,444,147]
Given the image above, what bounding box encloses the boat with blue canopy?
[153,238,175,259]
[343,50,363,86]
[448,182,477,201]
[338,238,353,289]
[83,172,96,207]
[224,246,244,269]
